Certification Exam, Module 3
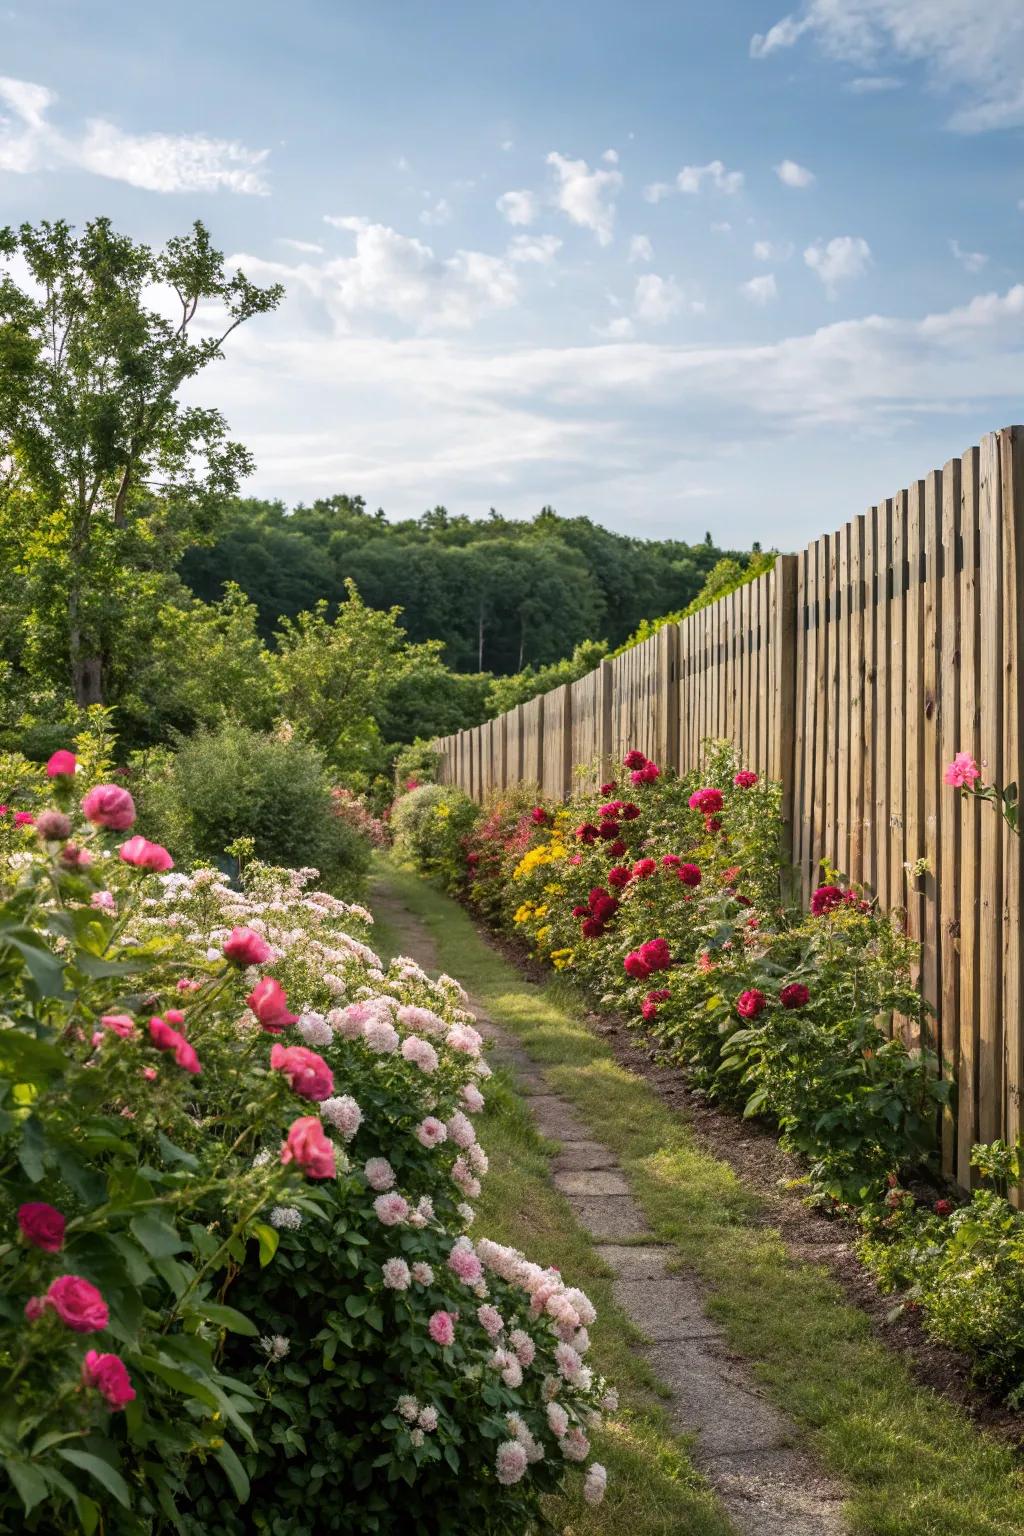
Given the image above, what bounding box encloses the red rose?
[639,937,671,972]
[688,787,723,815]
[581,917,606,938]
[270,1043,334,1101]
[599,781,617,795]
[733,771,758,788]
[736,988,767,1019]
[606,839,628,858]
[598,800,624,818]
[934,1199,953,1217]
[608,865,632,888]
[571,904,589,917]
[531,807,548,825]
[247,977,298,1034]
[662,854,681,868]
[575,823,599,844]
[82,1350,136,1409]
[81,784,136,831]
[624,950,652,980]
[779,982,810,1009]
[677,863,702,886]
[17,1202,65,1253]
[632,858,657,879]
[705,815,722,833]
[281,1116,336,1179]
[223,926,273,966]
[598,819,620,840]
[810,885,843,916]
[623,750,647,770]
[590,895,619,923]
[620,803,640,821]
[630,761,660,785]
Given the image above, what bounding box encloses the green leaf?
[56,1449,130,1508]
[0,927,65,995]
[5,1456,49,1512]
[75,1493,100,1535]
[158,1131,198,1169]
[250,1221,278,1267]
[345,1293,368,1318]
[0,1029,66,1081]
[17,1115,47,1182]
[136,1355,222,1411]
[130,1211,187,1259]
[190,1301,258,1336]
[213,1441,250,1503]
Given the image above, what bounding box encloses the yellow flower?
[535,924,551,943]
[543,881,563,895]
[550,947,575,970]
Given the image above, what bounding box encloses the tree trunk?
[477,601,485,673]
[68,560,103,706]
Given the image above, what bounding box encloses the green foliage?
[133,721,370,894]
[392,741,444,792]
[391,786,480,889]
[613,551,778,655]
[485,640,609,717]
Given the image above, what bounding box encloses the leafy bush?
[392,740,444,793]
[0,758,612,1531]
[134,721,370,894]
[391,785,479,890]
[331,787,390,849]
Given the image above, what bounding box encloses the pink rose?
[148,1016,201,1074]
[44,1275,109,1332]
[46,750,77,778]
[81,1350,135,1409]
[224,926,272,966]
[280,1116,336,1179]
[60,843,92,869]
[81,784,136,831]
[118,835,173,872]
[247,977,297,1034]
[943,751,981,789]
[17,1202,65,1253]
[13,811,34,827]
[733,770,759,788]
[270,1043,334,1101]
[428,1310,456,1347]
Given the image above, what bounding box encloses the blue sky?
[2,0,1023,546]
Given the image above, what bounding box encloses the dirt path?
[370,872,849,1536]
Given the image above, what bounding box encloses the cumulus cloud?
[804,235,872,295]
[643,181,673,204]
[279,238,325,254]
[633,273,684,324]
[775,158,815,187]
[628,234,653,263]
[949,238,988,273]
[749,1,1024,132]
[742,273,779,305]
[595,315,635,340]
[507,234,562,264]
[677,159,744,195]
[546,151,623,244]
[496,189,538,226]
[0,75,269,192]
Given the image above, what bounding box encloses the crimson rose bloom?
[641,987,671,1022]
[598,819,620,840]
[736,988,767,1019]
[688,787,723,815]
[606,839,628,858]
[247,977,298,1033]
[631,761,660,786]
[46,750,77,778]
[733,771,758,788]
[18,1202,65,1253]
[934,1199,953,1217]
[779,982,810,1009]
[224,926,273,966]
[44,1275,109,1332]
[632,858,657,879]
[639,937,671,972]
[608,865,632,888]
[590,894,619,923]
[599,781,617,795]
[581,917,606,938]
[598,800,624,818]
[571,904,589,917]
[531,807,548,825]
[281,1115,336,1179]
[82,1350,136,1410]
[620,803,641,821]
[119,835,174,872]
[677,863,702,886]
[575,823,599,844]
[81,783,136,831]
[148,1016,201,1074]
[624,950,652,980]
[623,750,647,770]
[270,1043,335,1101]
[810,884,843,916]
[662,853,681,868]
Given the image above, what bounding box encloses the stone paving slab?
[527,1096,594,1141]
[565,1195,651,1239]
[551,1140,619,1170]
[610,1278,720,1340]
[553,1167,633,1197]
[646,1340,792,1459]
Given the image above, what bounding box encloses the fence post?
[999,428,1024,1200]
[771,556,799,869]
[657,624,680,774]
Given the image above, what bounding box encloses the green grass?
[373,856,1024,1536]
[370,878,735,1536]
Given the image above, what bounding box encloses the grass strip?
[371,877,735,1536]
[376,857,1024,1536]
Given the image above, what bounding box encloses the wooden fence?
[433,427,1024,1186]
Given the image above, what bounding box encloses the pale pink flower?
[382,1258,411,1290]
[364,1156,396,1192]
[363,1018,399,1053]
[546,1400,569,1437]
[428,1310,456,1347]
[411,1261,434,1285]
[477,1303,504,1337]
[446,1110,476,1149]
[445,1022,483,1057]
[451,1157,481,1198]
[584,1462,607,1505]
[559,1426,590,1462]
[495,1439,528,1486]
[565,1287,597,1327]
[448,1239,483,1284]
[335,1003,371,1039]
[555,1341,583,1381]
[320,1095,362,1140]
[416,1116,447,1148]
[510,1328,536,1367]
[401,1035,439,1073]
[396,1394,419,1422]
[417,1405,438,1432]
[373,1192,409,1226]
[461,1082,485,1114]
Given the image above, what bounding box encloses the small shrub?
[331,786,390,848]
[134,721,370,894]
[391,784,479,890]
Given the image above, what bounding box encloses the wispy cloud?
[0,75,269,192]
[804,235,872,296]
[496,189,538,226]
[546,151,623,244]
[949,238,988,273]
[742,273,779,305]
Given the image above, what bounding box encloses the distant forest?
[181,496,748,677]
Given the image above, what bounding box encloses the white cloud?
[602,148,619,164]
[677,159,744,195]
[643,181,673,204]
[753,239,794,261]
[845,74,902,92]
[507,234,562,265]
[420,198,452,227]
[633,273,684,324]
[546,151,623,244]
[500,139,515,152]
[775,158,815,187]
[279,238,325,255]
[496,189,538,226]
[749,2,1024,132]
[950,238,988,273]
[628,234,653,263]
[595,315,636,340]
[742,273,779,305]
[804,235,872,295]
[0,75,268,192]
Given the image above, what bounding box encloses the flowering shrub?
[331,786,390,848]
[0,758,609,1530]
[391,784,480,890]
[446,742,947,1203]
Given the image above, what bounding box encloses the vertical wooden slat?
[792,553,808,884]
[921,470,943,1055]
[837,522,852,879]
[957,450,981,1183]
[999,428,1024,1194]
[874,500,892,912]
[889,492,908,966]
[904,481,926,1037]
[939,458,962,1176]
[812,536,830,883]
[850,515,866,886]
[977,434,1003,1141]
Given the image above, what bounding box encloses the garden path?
[370,872,848,1536]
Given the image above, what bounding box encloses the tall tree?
[0,218,282,705]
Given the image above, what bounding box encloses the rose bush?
[0,756,610,1532]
